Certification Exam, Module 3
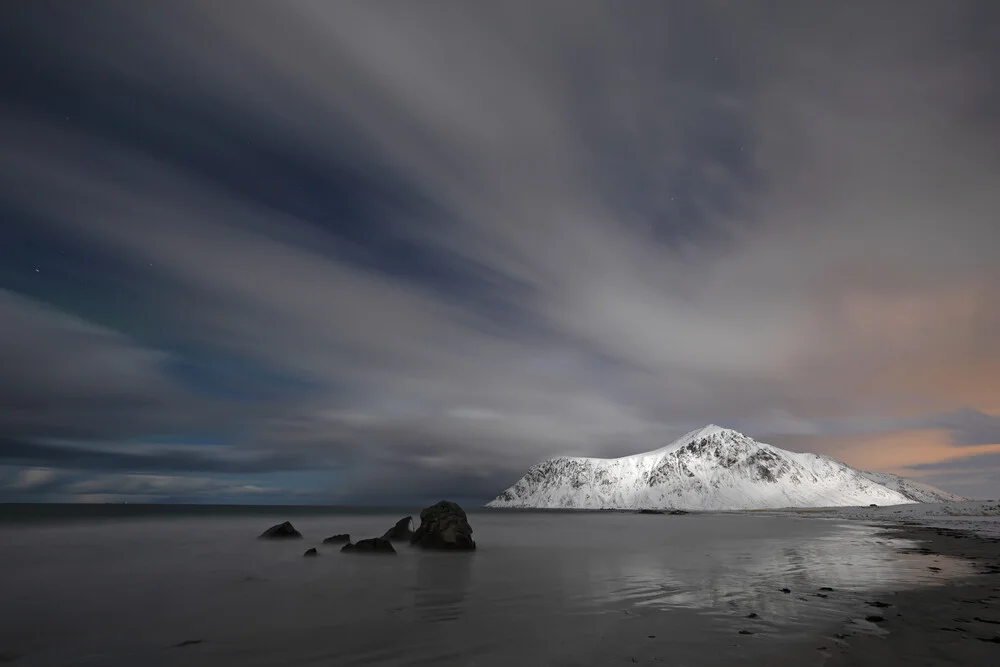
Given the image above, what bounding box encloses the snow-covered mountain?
[859,471,967,503]
[486,425,918,511]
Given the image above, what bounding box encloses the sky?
[1,0,999,505]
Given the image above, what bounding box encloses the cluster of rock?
[258,521,302,539]
[381,516,414,541]
[411,500,476,550]
[341,537,396,553]
[257,500,476,557]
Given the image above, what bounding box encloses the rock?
[867,600,891,608]
[780,588,791,594]
[175,639,203,648]
[322,533,350,544]
[747,612,759,618]
[410,500,476,550]
[865,615,885,623]
[816,593,829,598]
[258,521,302,539]
[638,509,665,514]
[382,516,414,541]
[869,504,878,508]
[738,630,754,635]
[341,538,396,554]
[303,548,318,557]
[667,509,689,515]
[819,587,834,592]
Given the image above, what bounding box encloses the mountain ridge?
[859,470,967,503]
[486,425,949,511]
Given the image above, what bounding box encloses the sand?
[817,525,1000,666]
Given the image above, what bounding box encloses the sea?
[0,504,974,667]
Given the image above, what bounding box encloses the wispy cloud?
[1,0,999,500]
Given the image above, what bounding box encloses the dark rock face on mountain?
[341,538,396,554]
[322,533,351,544]
[258,521,302,539]
[410,501,476,550]
[381,516,414,541]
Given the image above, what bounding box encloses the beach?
[818,523,1000,666]
[1,504,998,666]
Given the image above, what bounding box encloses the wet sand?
[818,525,1000,666]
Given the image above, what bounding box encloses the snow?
[487,426,923,511]
[828,500,1000,538]
[858,471,968,503]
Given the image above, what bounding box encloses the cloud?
[11,467,62,490]
[0,289,172,407]
[0,436,309,474]
[768,429,1000,474]
[1,1,999,500]
[1,466,296,504]
[62,474,280,497]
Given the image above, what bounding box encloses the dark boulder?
[341,538,396,554]
[637,509,665,515]
[667,509,689,515]
[382,516,414,541]
[303,548,318,557]
[869,504,878,508]
[258,521,302,539]
[322,533,351,544]
[410,500,475,550]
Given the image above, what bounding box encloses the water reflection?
[413,552,473,623]
[0,513,979,667]
[572,519,973,627]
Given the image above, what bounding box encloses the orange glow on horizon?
[796,428,1000,473]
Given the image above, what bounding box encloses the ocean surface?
[0,505,974,667]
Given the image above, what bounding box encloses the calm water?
[0,507,973,667]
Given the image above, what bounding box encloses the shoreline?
[816,523,1000,666]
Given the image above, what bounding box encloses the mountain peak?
[688,424,740,439]
[648,424,746,454]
